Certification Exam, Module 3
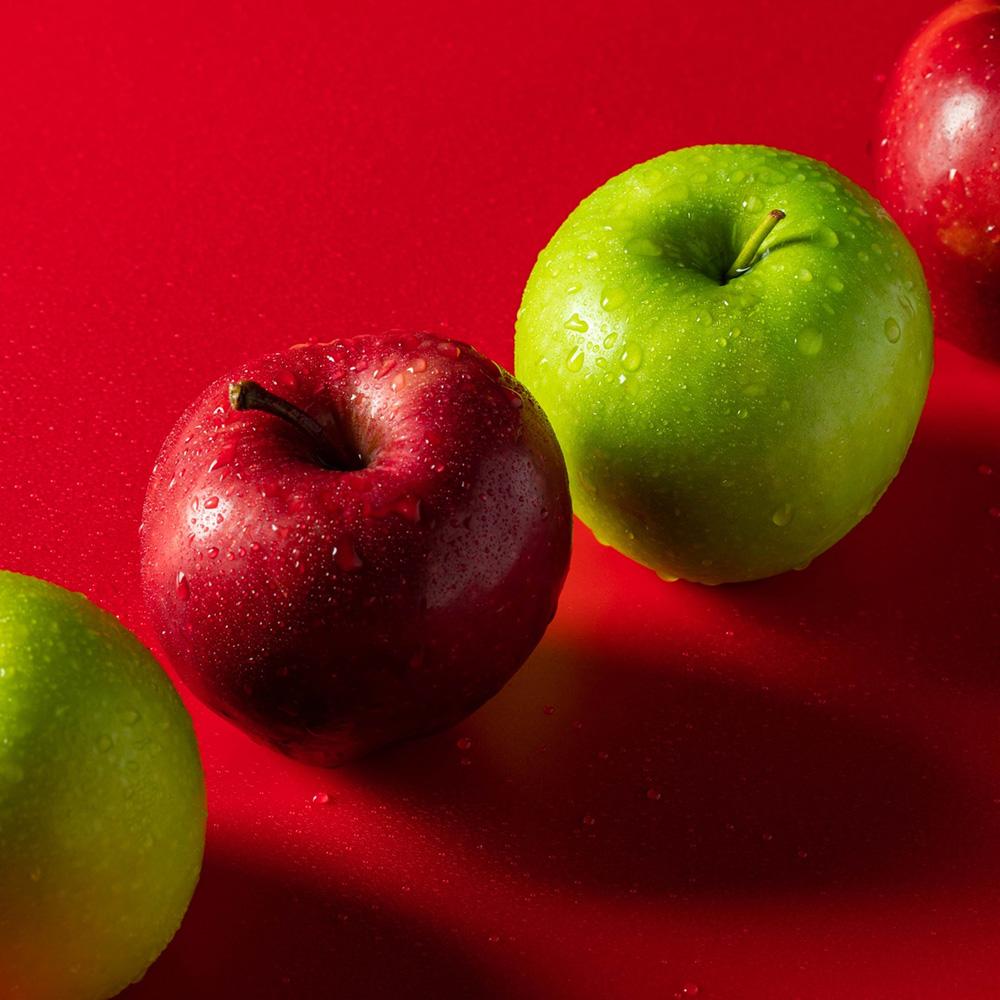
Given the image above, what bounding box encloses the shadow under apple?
[352,637,987,899]
[121,845,503,1000]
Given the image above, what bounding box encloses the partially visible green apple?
[515,144,933,583]
[0,571,205,1000]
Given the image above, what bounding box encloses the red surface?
[1,1,998,997]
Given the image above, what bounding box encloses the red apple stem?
[725,209,786,281]
[228,380,363,471]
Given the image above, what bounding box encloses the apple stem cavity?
[724,209,786,282]
[228,380,364,471]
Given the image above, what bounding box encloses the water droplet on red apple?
[206,547,219,559]
[333,540,363,571]
[456,736,473,750]
[204,496,220,509]
[176,572,190,601]
[581,814,596,827]
[311,791,330,805]
[646,787,662,801]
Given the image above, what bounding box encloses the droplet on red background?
[175,571,189,600]
[646,788,662,801]
[456,736,473,750]
[311,792,330,805]
[542,705,555,715]
[582,814,596,827]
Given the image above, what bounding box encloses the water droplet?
[625,237,662,257]
[542,705,556,716]
[816,225,839,248]
[207,547,220,559]
[620,343,643,371]
[123,709,140,725]
[796,328,824,356]
[978,464,993,476]
[333,541,363,571]
[797,268,813,282]
[564,313,589,333]
[581,814,596,827]
[456,736,473,751]
[646,788,662,801]
[827,276,844,292]
[771,504,794,527]
[742,383,766,397]
[176,572,190,601]
[97,735,113,752]
[883,317,901,343]
[566,347,585,372]
[601,287,627,311]
[409,358,428,373]
[311,792,330,805]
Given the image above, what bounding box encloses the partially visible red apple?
[141,332,572,766]
[876,0,1000,359]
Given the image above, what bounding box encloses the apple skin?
[141,332,572,766]
[876,0,1000,360]
[515,144,933,584]
[0,571,205,1000]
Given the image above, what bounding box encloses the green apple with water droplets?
[0,571,205,999]
[515,144,933,583]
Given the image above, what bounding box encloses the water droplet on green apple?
[796,329,824,356]
[620,344,643,371]
[97,735,113,752]
[816,226,839,248]
[566,347,585,372]
[602,332,618,350]
[625,237,661,257]
[771,504,794,527]
[883,318,901,343]
[827,276,844,292]
[564,313,589,333]
[601,287,627,311]
[742,383,766,398]
[797,269,813,282]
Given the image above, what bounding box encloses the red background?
[1,1,999,997]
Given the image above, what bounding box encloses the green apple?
[0,571,205,1000]
[515,144,933,583]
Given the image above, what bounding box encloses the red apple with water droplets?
[141,332,572,765]
[876,0,1000,359]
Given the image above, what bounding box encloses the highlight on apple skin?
[141,331,573,767]
[876,0,1000,360]
[515,144,933,584]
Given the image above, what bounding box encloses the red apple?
[876,0,1000,359]
[140,332,572,765]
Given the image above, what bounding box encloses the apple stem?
[228,380,363,471]
[724,209,786,281]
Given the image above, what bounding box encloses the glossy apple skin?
[876,0,1000,359]
[0,572,204,1000]
[141,333,572,766]
[516,144,933,584]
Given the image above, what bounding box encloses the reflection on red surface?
[0,0,998,997]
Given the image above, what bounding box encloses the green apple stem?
[228,380,363,471]
[725,209,786,281]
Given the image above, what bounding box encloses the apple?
[515,144,933,584]
[0,571,205,1000]
[140,331,572,766]
[875,0,1000,360]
